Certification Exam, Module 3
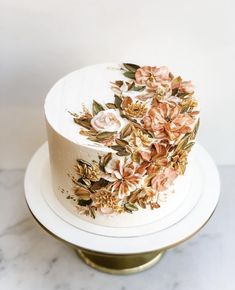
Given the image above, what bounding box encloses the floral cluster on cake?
[68,63,200,218]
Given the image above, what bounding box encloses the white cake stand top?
[24,143,220,254]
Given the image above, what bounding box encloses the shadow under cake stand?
[24,143,220,274]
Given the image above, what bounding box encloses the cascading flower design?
[68,63,200,218]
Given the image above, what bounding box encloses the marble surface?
[0,166,234,290]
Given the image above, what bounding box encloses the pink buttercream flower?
[151,167,178,192]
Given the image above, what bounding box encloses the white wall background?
[0,0,234,169]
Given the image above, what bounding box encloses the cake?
[44,63,199,225]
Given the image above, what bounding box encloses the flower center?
[165,116,171,122]
[149,74,156,81]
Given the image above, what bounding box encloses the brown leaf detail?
[96,131,116,140]
[92,100,105,115]
[123,63,140,72]
[120,123,133,138]
[90,179,109,191]
[115,138,129,147]
[99,152,112,170]
[74,118,92,130]
[106,103,117,109]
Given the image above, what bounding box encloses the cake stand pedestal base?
[76,248,165,274]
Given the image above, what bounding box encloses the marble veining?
[0,167,235,290]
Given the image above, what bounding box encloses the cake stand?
[24,142,220,274]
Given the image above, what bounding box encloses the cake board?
[24,142,220,274]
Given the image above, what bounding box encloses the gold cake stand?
[27,204,215,275]
[75,211,214,274]
[76,248,165,274]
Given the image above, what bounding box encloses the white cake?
[44,63,199,227]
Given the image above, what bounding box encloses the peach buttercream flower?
[152,141,170,159]
[103,158,142,198]
[135,66,170,89]
[143,102,195,140]
[91,109,123,132]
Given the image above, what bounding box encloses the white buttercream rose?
[91,109,123,132]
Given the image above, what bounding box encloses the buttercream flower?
[152,141,170,158]
[91,109,123,132]
[143,102,195,141]
[179,81,194,94]
[135,66,170,89]
[171,150,188,175]
[172,79,194,95]
[143,142,169,175]
[129,129,153,162]
[121,97,148,119]
[151,167,178,192]
[75,160,101,182]
[103,158,142,198]
[92,189,123,214]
